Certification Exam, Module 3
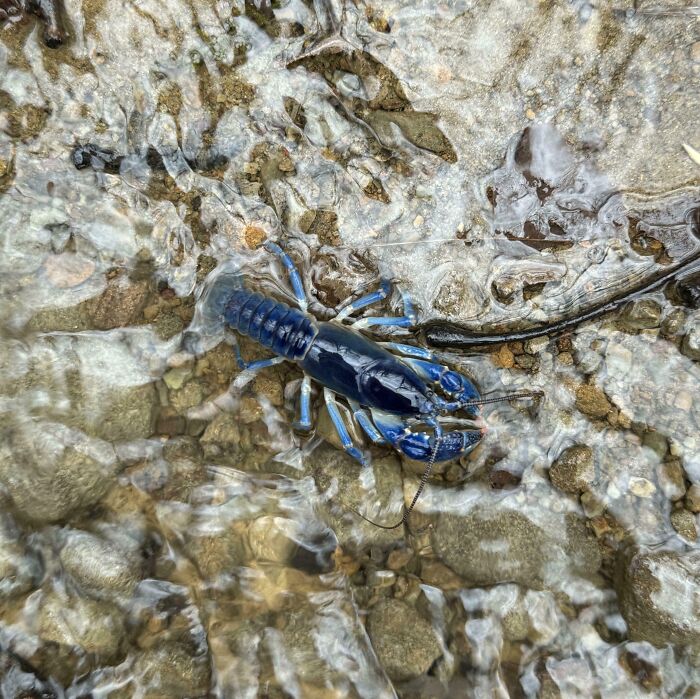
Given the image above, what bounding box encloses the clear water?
[1,0,699,696]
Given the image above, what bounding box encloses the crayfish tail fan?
[182,261,245,355]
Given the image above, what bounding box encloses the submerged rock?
[669,510,697,542]
[38,591,126,658]
[33,590,127,684]
[312,445,404,547]
[59,529,142,599]
[247,516,301,565]
[184,526,246,580]
[366,598,442,682]
[170,379,206,415]
[681,320,700,361]
[64,337,158,442]
[432,503,601,592]
[620,299,662,330]
[89,276,150,330]
[0,515,40,600]
[134,641,211,699]
[82,381,157,443]
[26,304,92,333]
[0,419,118,525]
[6,334,158,443]
[658,459,685,502]
[686,485,700,513]
[279,608,338,685]
[549,445,595,494]
[200,412,241,457]
[575,384,612,419]
[615,547,700,650]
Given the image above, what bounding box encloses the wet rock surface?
[59,529,142,599]
[432,503,602,592]
[183,521,246,580]
[686,485,700,513]
[0,0,699,696]
[0,516,39,601]
[0,419,118,524]
[133,642,211,699]
[549,445,596,494]
[312,444,405,548]
[3,334,158,443]
[670,509,697,542]
[366,598,442,682]
[575,384,613,420]
[616,548,700,650]
[35,590,127,683]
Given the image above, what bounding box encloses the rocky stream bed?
[0,0,699,697]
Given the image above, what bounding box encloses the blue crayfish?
[200,242,536,527]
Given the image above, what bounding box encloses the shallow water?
[1,0,699,696]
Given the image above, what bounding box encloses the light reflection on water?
[0,0,699,696]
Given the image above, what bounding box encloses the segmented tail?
[223,288,317,361]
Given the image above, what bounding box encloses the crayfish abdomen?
[224,287,315,361]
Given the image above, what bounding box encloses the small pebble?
[243,225,266,248]
[387,548,413,570]
[525,337,549,354]
[658,460,686,502]
[629,477,656,499]
[670,509,697,541]
[515,354,536,369]
[419,559,463,590]
[163,367,192,391]
[557,351,574,366]
[549,444,595,494]
[492,345,515,368]
[575,383,612,419]
[367,569,396,588]
[691,41,700,62]
[675,391,692,412]
[685,485,700,513]
[617,410,632,429]
[590,515,611,538]
[277,154,295,172]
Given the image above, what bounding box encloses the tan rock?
[575,384,611,419]
[670,509,697,541]
[43,253,96,288]
[549,445,595,494]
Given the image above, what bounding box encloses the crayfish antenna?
[461,389,543,408]
[348,506,405,530]
[348,506,434,535]
[348,435,442,531]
